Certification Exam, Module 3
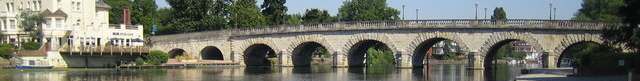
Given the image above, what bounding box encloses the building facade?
[0,0,144,67]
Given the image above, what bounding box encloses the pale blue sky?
[155,0,582,20]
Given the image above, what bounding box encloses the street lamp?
[416,8,419,20]
[484,8,487,20]
[554,7,557,20]
[402,5,405,20]
[475,2,478,20]
[549,2,553,20]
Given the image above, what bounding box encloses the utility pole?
[549,2,553,20]
[553,7,557,20]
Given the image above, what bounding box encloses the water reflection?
[0,64,535,81]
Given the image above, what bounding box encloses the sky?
[155,0,582,20]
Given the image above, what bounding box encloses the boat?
[15,65,53,69]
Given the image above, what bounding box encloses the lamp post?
[402,5,405,20]
[416,8,419,20]
[475,2,478,20]
[553,7,557,20]
[484,8,487,20]
[549,2,553,20]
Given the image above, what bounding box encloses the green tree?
[132,0,160,37]
[18,10,45,42]
[285,14,302,25]
[491,7,507,21]
[261,0,288,26]
[104,0,135,24]
[0,44,15,59]
[572,0,624,21]
[337,0,399,21]
[302,9,332,24]
[229,0,266,28]
[366,48,394,66]
[145,50,169,65]
[166,0,228,34]
[601,0,640,51]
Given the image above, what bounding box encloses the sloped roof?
[42,9,67,17]
[96,0,112,9]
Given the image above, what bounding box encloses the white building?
[0,0,144,67]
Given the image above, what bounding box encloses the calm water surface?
[0,64,536,81]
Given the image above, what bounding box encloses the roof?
[96,0,112,9]
[41,9,68,17]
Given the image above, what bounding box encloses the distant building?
[511,41,540,61]
[0,0,145,67]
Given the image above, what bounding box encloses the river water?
[0,64,538,81]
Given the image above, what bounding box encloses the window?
[55,18,63,28]
[76,2,81,12]
[45,18,52,28]
[9,20,15,29]
[71,2,75,11]
[38,1,42,10]
[1,20,4,30]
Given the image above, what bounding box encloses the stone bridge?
[149,19,612,69]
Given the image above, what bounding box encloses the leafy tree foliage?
[495,43,526,60]
[21,42,40,50]
[229,0,266,28]
[145,50,169,65]
[490,7,507,21]
[285,14,302,25]
[302,9,332,24]
[105,0,160,37]
[165,0,227,34]
[0,44,15,59]
[261,0,288,25]
[337,0,399,21]
[18,11,45,42]
[572,0,624,21]
[601,0,640,51]
[366,48,394,66]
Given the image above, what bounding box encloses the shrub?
[135,57,145,65]
[145,50,169,65]
[366,48,395,66]
[0,44,14,59]
[21,42,40,50]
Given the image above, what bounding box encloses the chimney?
[123,7,131,25]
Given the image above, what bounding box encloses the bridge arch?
[291,42,330,66]
[243,43,277,66]
[347,40,394,67]
[343,33,398,67]
[480,32,544,57]
[287,35,334,53]
[408,32,470,67]
[552,34,603,67]
[169,48,187,58]
[200,46,224,60]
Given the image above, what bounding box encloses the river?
[0,64,539,81]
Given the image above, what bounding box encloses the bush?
[145,50,169,65]
[135,57,145,65]
[21,42,40,50]
[0,44,14,59]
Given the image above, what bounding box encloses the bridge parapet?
[231,19,613,36]
[151,19,614,43]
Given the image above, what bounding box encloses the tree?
[285,14,302,25]
[601,0,640,51]
[491,7,507,21]
[261,0,288,26]
[104,0,135,24]
[302,9,332,24]
[337,0,399,21]
[229,0,266,28]
[0,44,15,59]
[572,0,624,21]
[132,0,160,37]
[166,0,228,34]
[18,10,45,42]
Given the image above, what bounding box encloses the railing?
[150,19,616,42]
[59,45,150,55]
[108,24,141,30]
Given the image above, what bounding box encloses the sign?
[152,25,157,32]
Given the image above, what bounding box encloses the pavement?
[515,74,627,81]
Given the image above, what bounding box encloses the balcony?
[108,24,142,30]
[59,45,150,56]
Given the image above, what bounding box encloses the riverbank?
[515,68,630,81]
